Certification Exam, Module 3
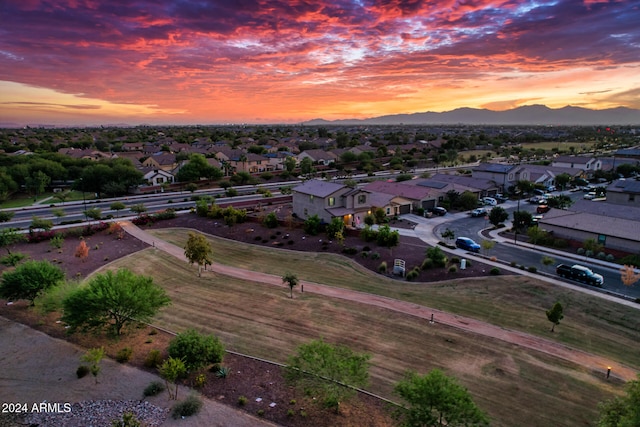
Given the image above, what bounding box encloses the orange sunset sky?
[1,0,639,126]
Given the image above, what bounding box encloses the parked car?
[494,193,508,203]
[455,237,481,253]
[583,192,597,200]
[430,207,447,216]
[528,195,547,204]
[482,197,497,206]
[536,205,551,214]
[556,264,604,287]
[546,185,557,192]
[533,189,546,196]
[470,208,488,217]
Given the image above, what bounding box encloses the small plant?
[510,261,517,267]
[448,265,458,273]
[450,256,460,264]
[596,251,606,260]
[289,399,296,405]
[300,410,308,418]
[421,258,434,270]
[257,409,265,417]
[111,412,142,427]
[378,261,387,273]
[238,396,248,406]
[194,373,207,388]
[143,381,165,397]
[528,266,537,273]
[406,270,419,281]
[76,365,90,379]
[116,347,133,363]
[490,267,501,275]
[144,349,163,368]
[215,366,230,379]
[287,409,295,417]
[361,251,369,258]
[577,247,585,255]
[371,252,380,260]
[605,254,615,262]
[171,394,203,419]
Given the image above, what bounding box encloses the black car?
[430,207,447,216]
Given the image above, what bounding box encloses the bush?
[263,212,279,229]
[605,254,615,262]
[577,247,585,255]
[450,256,460,264]
[585,250,594,258]
[448,265,458,273]
[194,373,207,388]
[406,270,419,281]
[490,267,501,275]
[421,258,434,270]
[378,261,387,273]
[596,252,606,260]
[144,349,163,369]
[528,266,537,273]
[168,329,225,372]
[143,381,165,397]
[215,366,230,378]
[510,261,517,267]
[172,394,203,419]
[116,347,133,363]
[371,252,380,260]
[342,247,358,255]
[76,365,90,378]
[238,396,248,406]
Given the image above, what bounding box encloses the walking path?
[121,221,639,382]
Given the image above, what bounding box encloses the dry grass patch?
[102,249,630,427]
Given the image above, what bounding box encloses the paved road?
[121,221,639,382]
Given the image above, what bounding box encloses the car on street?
[528,195,547,204]
[482,197,497,206]
[494,194,508,203]
[470,208,488,217]
[536,205,551,213]
[583,192,597,200]
[556,264,604,287]
[455,237,481,252]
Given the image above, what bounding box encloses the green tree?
[129,203,147,216]
[546,302,564,332]
[547,195,573,209]
[183,232,213,277]
[554,173,571,190]
[300,157,314,176]
[481,240,495,255]
[515,179,535,195]
[53,190,72,205]
[597,374,640,427]
[394,369,489,427]
[0,260,64,305]
[326,217,345,240]
[0,211,15,223]
[263,212,279,229]
[426,246,447,268]
[158,357,187,400]
[30,216,53,231]
[512,210,533,231]
[458,191,478,211]
[284,156,297,173]
[282,272,299,298]
[488,206,508,227]
[62,268,171,336]
[168,328,225,372]
[441,228,455,243]
[176,153,222,182]
[81,347,105,384]
[376,225,400,249]
[285,338,370,412]
[86,207,102,222]
[110,201,126,217]
[25,170,50,201]
[303,214,322,235]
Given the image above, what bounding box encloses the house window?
[386,207,390,215]
[328,197,335,207]
[358,195,366,204]
[157,177,164,183]
[304,208,308,216]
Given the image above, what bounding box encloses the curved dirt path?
[122,222,639,382]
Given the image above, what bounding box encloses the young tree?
[30,216,54,232]
[326,217,345,240]
[441,228,455,243]
[75,240,89,261]
[284,338,370,412]
[53,190,72,205]
[282,272,299,298]
[86,207,102,223]
[167,329,225,372]
[129,203,147,217]
[554,173,571,190]
[158,357,187,400]
[394,369,489,427]
[597,373,640,427]
[488,206,508,227]
[481,239,495,256]
[546,302,564,332]
[303,214,322,235]
[0,210,15,223]
[0,260,65,305]
[183,232,213,277]
[109,201,126,217]
[81,347,105,384]
[62,268,171,336]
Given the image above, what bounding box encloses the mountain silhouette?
[304,105,640,126]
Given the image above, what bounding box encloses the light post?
[79,178,88,222]
[514,192,521,245]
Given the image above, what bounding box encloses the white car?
[482,197,497,206]
[583,192,597,200]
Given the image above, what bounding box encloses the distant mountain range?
[303,105,640,126]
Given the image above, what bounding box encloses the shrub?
[450,256,460,264]
[378,261,387,273]
[143,381,165,397]
[371,252,380,260]
[144,349,163,369]
[263,212,279,229]
[194,373,207,388]
[406,270,419,281]
[528,266,537,273]
[596,252,606,260]
[576,247,585,255]
[168,329,225,372]
[448,265,458,273]
[287,409,295,417]
[215,366,230,379]
[361,251,369,258]
[585,250,594,258]
[76,365,90,378]
[490,267,501,275]
[363,246,371,252]
[116,347,133,363]
[172,394,203,419]
[421,258,434,270]
[238,396,248,406]
[342,247,358,255]
[605,254,615,262]
[510,261,517,267]
[257,409,265,417]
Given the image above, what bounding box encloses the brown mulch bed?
[0,210,493,426]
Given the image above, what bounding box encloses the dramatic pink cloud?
[0,0,638,125]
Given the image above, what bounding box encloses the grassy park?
[95,228,640,426]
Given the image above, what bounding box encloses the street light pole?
[79,178,88,222]
[514,192,520,245]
